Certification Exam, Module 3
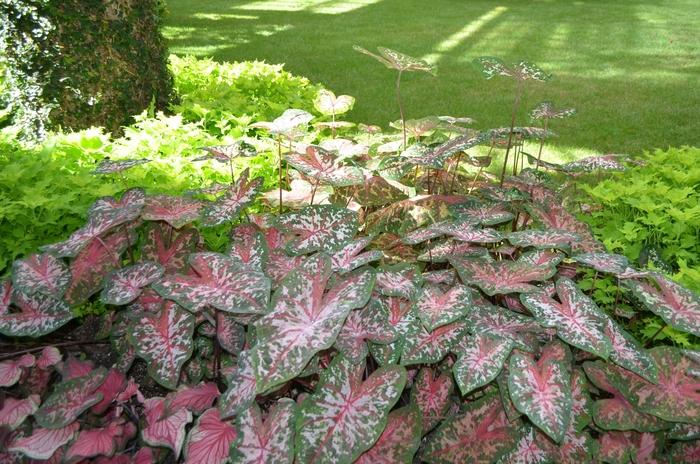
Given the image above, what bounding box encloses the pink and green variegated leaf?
[91,368,127,414]
[142,397,193,459]
[530,102,576,120]
[142,195,202,229]
[253,255,375,393]
[434,222,505,244]
[166,382,220,414]
[369,296,416,365]
[625,274,700,336]
[401,222,447,245]
[7,422,79,460]
[183,408,236,464]
[220,351,257,418]
[411,367,454,434]
[217,312,245,354]
[0,292,73,337]
[401,319,468,365]
[153,252,270,314]
[508,229,579,251]
[508,346,572,443]
[127,302,194,389]
[450,200,514,226]
[465,304,541,351]
[276,205,359,255]
[669,423,700,441]
[421,392,519,464]
[353,175,408,207]
[231,399,296,464]
[1,280,11,314]
[334,298,396,362]
[453,334,514,395]
[40,217,116,258]
[570,369,593,432]
[670,440,700,463]
[475,57,551,81]
[604,319,658,383]
[376,264,423,300]
[355,405,422,464]
[418,239,485,262]
[518,250,565,268]
[100,261,164,306]
[0,394,39,429]
[65,421,123,461]
[602,431,663,464]
[314,89,355,116]
[572,252,632,276]
[93,158,150,174]
[354,45,435,73]
[521,278,613,359]
[35,367,108,428]
[88,188,146,226]
[450,256,556,296]
[286,145,363,186]
[414,284,474,331]
[496,425,554,464]
[202,169,263,226]
[497,367,522,422]
[12,253,70,299]
[527,200,604,253]
[142,223,199,274]
[0,354,34,386]
[562,155,627,173]
[295,355,406,464]
[228,224,268,272]
[330,236,382,274]
[265,250,305,285]
[60,356,95,380]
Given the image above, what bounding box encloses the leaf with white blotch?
[356,406,422,464]
[411,367,453,434]
[450,199,514,226]
[0,394,39,429]
[251,109,314,136]
[101,261,164,305]
[376,264,423,300]
[287,145,363,187]
[668,423,700,441]
[142,222,199,274]
[12,253,70,299]
[314,89,355,116]
[530,101,576,120]
[562,154,627,173]
[465,304,541,351]
[65,421,124,461]
[35,367,107,428]
[264,179,332,208]
[450,256,556,296]
[142,195,203,228]
[142,397,192,459]
[509,343,572,443]
[153,252,270,314]
[220,351,257,418]
[624,274,700,337]
[276,205,359,255]
[183,408,236,464]
[369,296,415,365]
[0,291,73,337]
[228,224,268,272]
[0,354,34,387]
[93,158,150,174]
[518,249,564,268]
[508,229,580,251]
[421,132,489,168]
[334,298,396,362]
[521,278,613,359]
[196,141,257,162]
[216,312,245,354]
[202,169,263,226]
[475,57,551,82]
[414,283,474,331]
[88,187,145,225]
[401,319,468,365]
[434,220,505,243]
[8,422,79,460]
[127,302,194,389]
[421,392,519,464]
[418,239,485,263]
[253,255,374,392]
[330,236,382,274]
[670,440,700,463]
[604,318,658,383]
[295,354,406,464]
[453,334,514,395]
[354,45,436,74]
[231,399,296,464]
[572,252,632,276]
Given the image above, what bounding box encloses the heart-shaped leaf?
[530,102,576,120]
[216,312,245,355]
[508,229,580,250]
[196,141,257,162]
[202,169,263,226]
[227,224,268,272]
[276,205,359,255]
[0,394,40,430]
[376,264,423,300]
[286,145,363,187]
[352,176,408,207]
[571,252,633,276]
[314,89,355,116]
[475,57,551,81]
[453,334,514,395]
[465,303,541,351]
[220,351,257,419]
[142,195,203,228]
[401,319,468,365]
[231,399,296,464]
[166,382,220,414]
[450,199,514,226]
[65,421,124,461]
[450,256,556,296]
[101,261,164,305]
[411,367,453,434]
[330,236,382,274]
[142,223,199,274]
[435,221,505,243]
[355,406,422,464]
[414,283,474,331]
[0,291,73,337]
[183,408,237,464]
[604,318,658,383]
[252,109,314,136]
[562,155,627,173]
[0,354,34,387]
[35,367,108,428]
[335,298,396,362]
[12,253,70,299]
[368,296,415,365]
[142,397,193,459]
[7,422,79,460]
[354,45,436,74]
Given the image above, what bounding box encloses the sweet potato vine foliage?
[2,71,700,463]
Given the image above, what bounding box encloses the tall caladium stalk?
[529,101,576,170]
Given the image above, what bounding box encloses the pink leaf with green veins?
[12,253,70,299]
[414,283,474,331]
[295,355,406,464]
[220,351,257,418]
[216,312,245,354]
[202,169,263,226]
[411,367,454,433]
[183,408,236,464]
[401,319,468,365]
[231,399,296,464]
[604,318,658,383]
[142,223,199,274]
[570,369,593,432]
[420,393,519,464]
[334,298,396,362]
[7,422,79,460]
[142,397,192,459]
[330,236,382,274]
[670,440,700,463]
[0,394,39,429]
[507,229,579,250]
[450,256,556,296]
[0,292,73,338]
[453,334,514,395]
[142,195,203,229]
[65,421,123,461]
[100,261,164,305]
[166,382,219,414]
[0,354,34,387]
[127,301,194,389]
[153,252,271,315]
[355,406,422,464]
[376,264,423,300]
[624,274,700,336]
[508,344,572,443]
[228,224,268,272]
[252,255,375,393]
[276,205,359,255]
[521,278,613,359]
[465,304,541,351]
[286,145,363,186]
[35,367,108,428]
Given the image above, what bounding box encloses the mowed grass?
[164,0,700,158]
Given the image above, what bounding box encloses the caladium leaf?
[521,278,613,359]
[183,408,236,464]
[295,354,406,464]
[276,205,359,255]
[528,200,604,253]
[356,406,422,464]
[411,367,453,434]
[453,334,514,395]
[330,236,382,274]
[414,283,474,331]
[35,367,108,428]
[142,223,199,274]
[88,187,145,224]
[496,425,554,464]
[0,394,39,430]
[435,221,505,243]
[416,132,487,169]
[450,200,514,226]
[167,382,220,414]
[507,229,579,250]
[65,421,124,461]
[314,89,355,116]
[475,57,551,81]
[518,250,564,268]
[253,255,374,392]
[353,176,408,207]
[625,274,700,337]
[369,296,415,366]
[562,155,627,173]
[142,397,193,459]
[465,304,541,351]
[36,346,62,369]
[335,299,396,362]
[668,423,700,441]
[231,399,296,464]
[670,440,700,463]
[450,256,556,296]
[91,368,127,414]
[421,392,519,464]
[286,145,363,186]
[217,312,245,354]
[196,141,257,162]
[100,261,164,305]
[127,302,194,389]
[251,109,313,136]
[604,318,658,383]
[401,223,448,245]
[153,252,271,315]
[509,344,572,443]
[417,239,485,263]
[376,264,423,300]
[142,195,203,229]
[201,169,263,226]
[12,253,70,299]
[0,291,73,337]
[600,431,663,464]
[572,252,633,276]
[220,351,257,418]
[0,354,34,387]
[265,250,306,285]
[7,422,79,460]
[93,158,150,174]
[0,280,11,314]
[228,224,268,272]
[401,319,468,365]
[354,45,436,74]
[530,101,576,120]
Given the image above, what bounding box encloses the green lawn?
[164,0,699,157]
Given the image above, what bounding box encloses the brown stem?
[644,324,667,348]
[396,70,406,150]
[229,158,235,185]
[449,152,463,194]
[0,340,110,361]
[468,167,483,194]
[535,118,549,171]
[499,81,523,186]
[278,137,283,214]
[310,178,320,205]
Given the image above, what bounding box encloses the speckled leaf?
[231,399,296,464]
[35,367,107,428]
[286,145,363,186]
[435,221,504,243]
[276,205,359,255]
[216,312,245,355]
[411,367,453,434]
[419,132,487,167]
[202,169,263,226]
[414,284,473,331]
[12,253,70,299]
[101,261,164,305]
[0,280,11,314]
[670,440,700,463]
[356,406,422,464]
[88,188,145,224]
[527,200,604,253]
[0,292,73,337]
[600,431,663,464]
[401,319,468,365]
[476,57,551,81]
[93,158,150,174]
[8,422,79,460]
[335,298,396,362]
[454,334,514,395]
[604,319,658,383]
[668,423,700,441]
[295,354,406,464]
[142,223,199,274]
[571,252,632,276]
[196,141,257,162]
[563,155,627,173]
[530,102,576,120]
[220,351,257,418]
[314,89,355,116]
[353,176,408,207]
[418,239,485,262]
[183,408,236,464]
[354,45,436,73]
[142,195,203,228]
[228,224,268,272]
[518,250,564,268]
[508,229,579,250]
[251,109,313,135]
[465,304,540,351]
[369,296,415,365]
[330,236,382,274]
[450,200,514,226]
[376,264,423,300]
[450,256,556,296]
[496,425,554,464]
[127,302,194,389]
[142,397,192,459]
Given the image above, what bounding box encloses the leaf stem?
[0,340,110,361]
[396,70,406,150]
[500,81,523,186]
